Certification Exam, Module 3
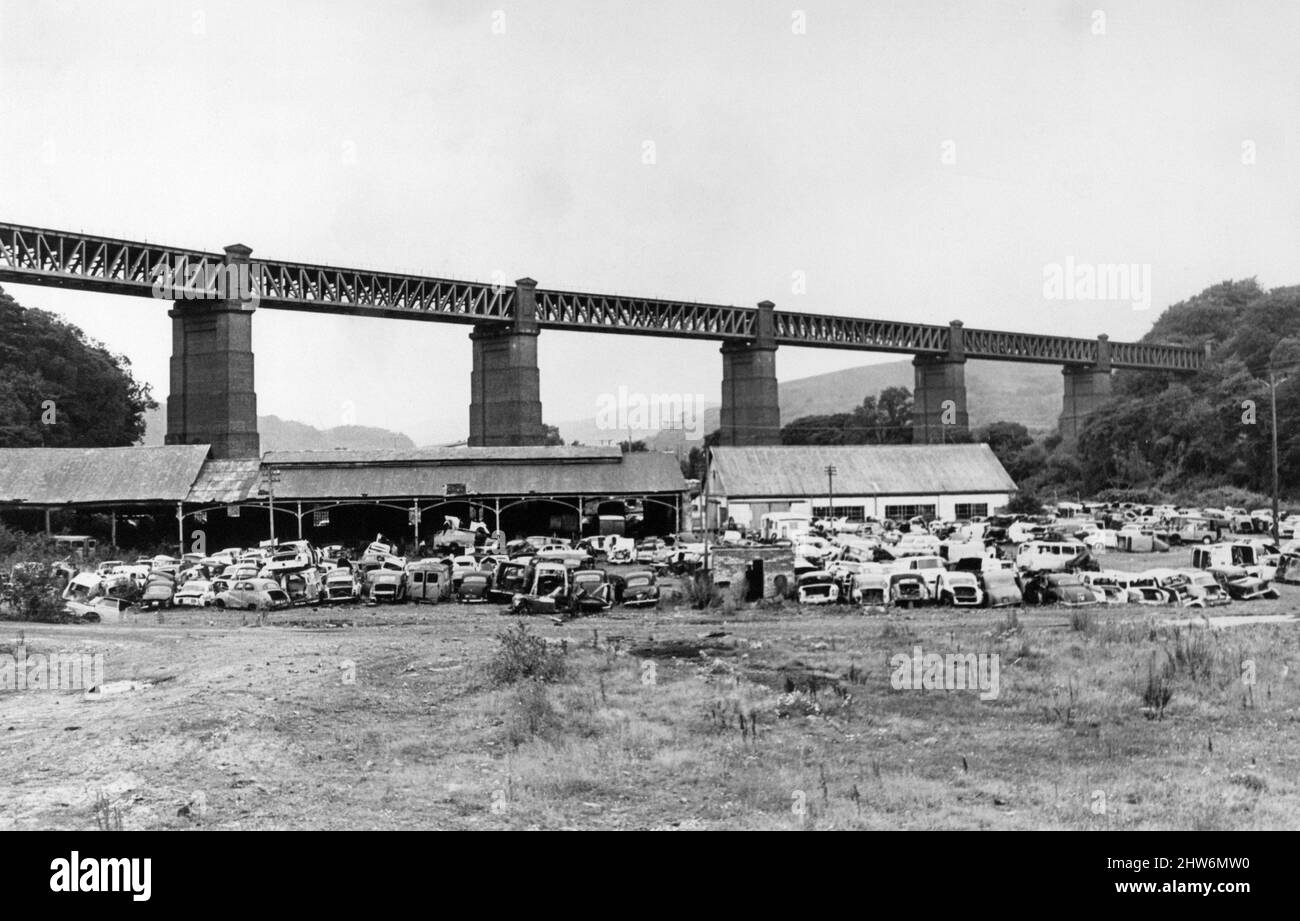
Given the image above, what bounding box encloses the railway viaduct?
[0,223,1205,458]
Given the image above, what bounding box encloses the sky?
[1,0,1297,444]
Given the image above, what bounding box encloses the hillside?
[553,357,1063,445]
[140,359,1063,451]
[142,409,416,453]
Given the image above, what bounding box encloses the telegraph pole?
[1270,371,1284,544]
[825,464,837,525]
[264,466,281,545]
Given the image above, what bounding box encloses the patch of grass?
[994,609,1021,637]
[683,572,722,610]
[485,623,566,686]
[1141,655,1173,719]
[503,680,561,747]
[1165,627,1217,684]
[92,790,123,831]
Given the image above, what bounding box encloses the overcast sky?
[2,0,1297,445]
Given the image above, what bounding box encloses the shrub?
[1092,487,1172,506]
[682,572,722,610]
[1004,492,1044,515]
[1,564,69,623]
[1165,628,1217,684]
[1142,656,1173,718]
[503,679,560,746]
[1175,485,1272,512]
[485,624,566,686]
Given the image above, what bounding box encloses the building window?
[953,503,989,520]
[812,505,865,521]
[884,504,937,521]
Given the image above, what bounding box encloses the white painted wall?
[719,492,1011,526]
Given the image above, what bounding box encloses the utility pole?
[702,447,711,574]
[1269,371,1285,544]
[825,464,837,525]
[264,467,281,545]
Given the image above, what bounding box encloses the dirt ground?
[2,548,1298,830]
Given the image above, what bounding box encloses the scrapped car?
[61,571,105,605]
[1185,571,1231,607]
[1211,570,1279,601]
[1160,517,1222,545]
[1021,572,1099,607]
[534,549,593,571]
[215,579,290,611]
[1015,539,1092,572]
[935,570,983,607]
[1080,571,1129,604]
[406,560,451,603]
[855,571,889,606]
[1192,542,1278,581]
[367,565,408,604]
[977,569,1023,607]
[488,559,530,603]
[510,561,571,616]
[67,595,134,622]
[894,555,947,597]
[455,571,492,603]
[174,579,216,607]
[570,569,615,614]
[449,555,480,585]
[1115,530,1170,553]
[323,567,361,603]
[796,571,839,605]
[1144,569,1204,607]
[139,573,176,610]
[1275,553,1300,585]
[620,570,661,608]
[635,538,666,564]
[888,571,928,608]
[273,566,325,605]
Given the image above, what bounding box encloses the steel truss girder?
[0,221,1204,371]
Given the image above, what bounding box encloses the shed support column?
[165,243,260,459]
[912,321,969,444]
[719,300,780,446]
[468,277,546,446]
[1059,335,1113,444]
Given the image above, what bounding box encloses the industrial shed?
[0,444,688,549]
[706,444,1017,528]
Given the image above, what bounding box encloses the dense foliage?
[0,287,156,447]
[772,279,1299,502]
[1075,280,1300,497]
[779,386,915,445]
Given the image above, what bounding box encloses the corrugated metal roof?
[264,446,622,466]
[0,445,210,505]
[0,445,685,506]
[186,458,262,504]
[709,444,1017,498]
[268,450,685,499]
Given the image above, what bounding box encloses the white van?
[1015,539,1090,572]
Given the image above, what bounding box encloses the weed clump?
[486,623,566,686]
